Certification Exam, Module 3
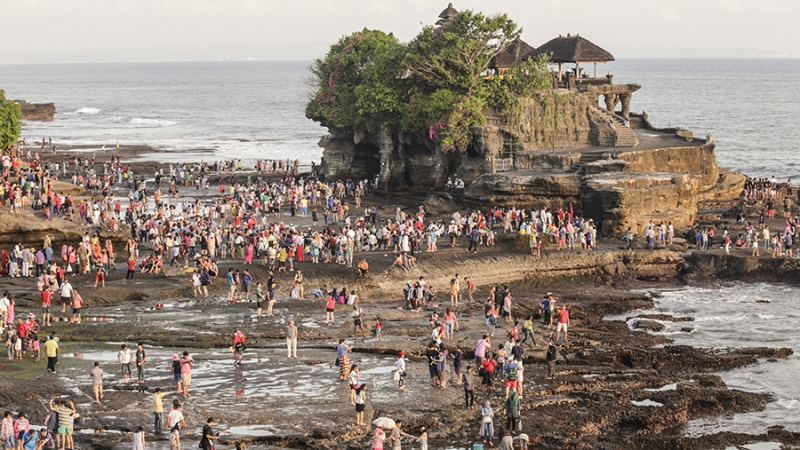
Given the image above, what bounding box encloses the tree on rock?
[306,9,552,154]
[0,90,22,153]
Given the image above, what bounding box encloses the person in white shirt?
[167,404,185,428]
[395,351,406,390]
[118,344,134,384]
[60,280,73,314]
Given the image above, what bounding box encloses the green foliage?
[305,29,406,130]
[0,90,22,152]
[306,10,552,153]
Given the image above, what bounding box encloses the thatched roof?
[489,37,536,69]
[437,3,458,23]
[526,35,614,63]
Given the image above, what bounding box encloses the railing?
[494,157,513,172]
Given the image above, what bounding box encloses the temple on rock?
[313,4,745,236]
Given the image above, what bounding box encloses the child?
[375,317,382,341]
[31,335,40,362]
[1,411,13,450]
[417,427,428,450]
[13,332,22,361]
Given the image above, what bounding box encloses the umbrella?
[373,417,396,429]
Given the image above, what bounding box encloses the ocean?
[1,59,799,178]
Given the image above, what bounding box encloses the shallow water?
[608,282,800,435]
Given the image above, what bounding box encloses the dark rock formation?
[13,100,55,121]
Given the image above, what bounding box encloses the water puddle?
[645,383,677,392]
[630,399,663,407]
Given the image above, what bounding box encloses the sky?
[1,0,798,63]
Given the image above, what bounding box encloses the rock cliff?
[14,100,55,121]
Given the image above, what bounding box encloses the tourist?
[325,293,336,325]
[453,345,463,384]
[36,429,54,450]
[286,320,298,358]
[170,354,182,395]
[354,384,367,427]
[372,427,386,450]
[463,365,475,409]
[134,343,147,384]
[556,304,570,342]
[395,351,406,390]
[335,339,352,380]
[389,420,411,450]
[131,426,145,450]
[416,427,428,450]
[348,364,360,404]
[93,265,105,288]
[180,352,193,397]
[153,388,167,434]
[546,339,558,380]
[480,353,497,391]
[293,270,304,299]
[352,305,366,338]
[59,278,73,314]
[498,427,514,450]
[49,399,74,450]
[475,334,490,369]
[169,422,181,450]
[254,282,265,318]
[90,362,104,403]
[17,427,35,450]
[44,333,59,373]
[357,259,369,276]
[1,411,13,450]
[375,317,383,341]
[118,344,133,384]
[504,357,521,400]
[40,287,52,327]
[13,413,29,450]
[199,418,218,450]
[233,329,246,365]
[126,256,136,280]
[166,404,185,429]
[479,401,494,446]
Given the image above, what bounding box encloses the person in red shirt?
[41,287,53,326]
[16,318,28,353]
[126,256,136,280]
[556,304,570,343]
[325,294,336,325]
[233,329,246,365]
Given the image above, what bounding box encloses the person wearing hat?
[514,433,530,449]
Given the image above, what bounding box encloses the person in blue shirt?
[19,429,37,450]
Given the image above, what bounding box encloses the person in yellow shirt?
[44,333,60,373]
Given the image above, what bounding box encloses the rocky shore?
[2,143,798,449]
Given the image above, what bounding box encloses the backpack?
[200,273,210,286]
[506,365,518,381]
